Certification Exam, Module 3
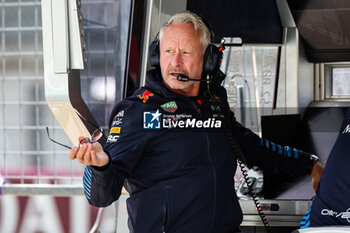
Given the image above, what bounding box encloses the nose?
[171,51,183,67]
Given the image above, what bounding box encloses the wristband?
[306,154,318,174]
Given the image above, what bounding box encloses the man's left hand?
[311,161,324,192]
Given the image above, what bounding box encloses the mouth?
[170,72,188,81]
[167,69,187,79]
[170,72,182,78]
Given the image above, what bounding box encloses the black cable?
[237,159,272,233]
[210,97,273,233]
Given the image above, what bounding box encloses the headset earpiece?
[149,38,160,68]
[203,44,223,75]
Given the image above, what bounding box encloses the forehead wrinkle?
[160,24,204,53]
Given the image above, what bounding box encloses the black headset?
[149,17,223,76]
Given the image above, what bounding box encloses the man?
[69,11,323,233]
[300,107,350,228]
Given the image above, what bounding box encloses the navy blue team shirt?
[83,69,316,233]
[301,107,350,227]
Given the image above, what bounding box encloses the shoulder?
[112,87,154,110]
[108,87,162,125]
[212,85,228,99]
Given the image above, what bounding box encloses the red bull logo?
[137,90,154,103]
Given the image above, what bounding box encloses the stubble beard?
[164,78,195,91]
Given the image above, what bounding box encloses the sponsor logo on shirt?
[321,208,350,223]
[108,116,122,143]
[343,124,350,134]
[161,101,178,113]
[112,110,124,126]
[109,127,121,134]
[107,135,119,143]
[115,110,124,118]
[137,90,154,103]
[112,119,123,126]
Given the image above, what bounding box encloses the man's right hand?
[68,136,109,167]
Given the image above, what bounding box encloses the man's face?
[159,23,204,96]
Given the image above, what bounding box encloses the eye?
[165,49,172,54]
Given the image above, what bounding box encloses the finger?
[90,150,98,166]
[91,149,109,167]
[70,136,85,162]
[91,142,105,166]
[78,137,89,147]
[83,143,93,165]
[68,147,78,160]
[91,142,103,154]
[76,143,88,164]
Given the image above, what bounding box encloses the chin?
[167,80,194,90]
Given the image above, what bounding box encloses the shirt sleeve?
[231,111,315,176]
[83,101,148,207]
[213,84,315,176]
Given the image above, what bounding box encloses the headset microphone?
[177,75,206,82]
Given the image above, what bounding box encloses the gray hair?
[159,10,211,52]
